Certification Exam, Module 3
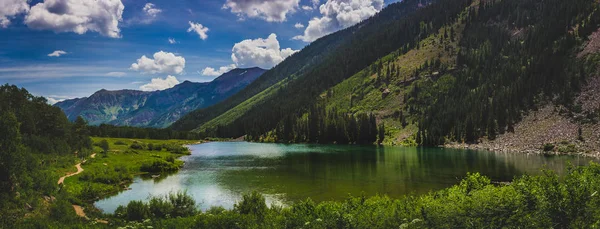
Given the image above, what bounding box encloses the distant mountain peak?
[55,67,267,127]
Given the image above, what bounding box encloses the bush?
[168,191,197,217]
[114,140,127,146]
[166,155,175,163]
[543,143,555,152]
[149,196,174,218]
[94,139,109,152]
[140,160,180,173]
[49,198,77,223]
[130,141,145,150]
[234,191,268,220]
[125,200,150,221]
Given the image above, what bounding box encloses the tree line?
[245,104,384,144]
[408,0,600,145]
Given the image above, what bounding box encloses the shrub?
[94,139,109,152]
[166,155,175,163]
[234,191,268,220]
[149,196,174,218]
[543,143,555,152]
[140,160,180,173]
[125,200,150,221]
[168,191,197,217]
[130,141,145,150]
[114,140,127,145]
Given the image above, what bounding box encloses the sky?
[0,0,397,104]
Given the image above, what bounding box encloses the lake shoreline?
[444,142,600,159]
[76,138,209,216]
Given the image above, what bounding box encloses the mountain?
[170,0,442,132]
[172,0,600,150]
[56,67,266,128]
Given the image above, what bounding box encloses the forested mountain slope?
[175,0,600,150]
[170,0,439,132]
[56,68,265,128]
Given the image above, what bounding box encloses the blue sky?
[0,0,397,103]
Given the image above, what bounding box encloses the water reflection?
[95,142,596,213]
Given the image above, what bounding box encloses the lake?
[95,141,595,213]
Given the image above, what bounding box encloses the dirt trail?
[57,163,83,185]
[58,153,108,224]
[72,205,88,219]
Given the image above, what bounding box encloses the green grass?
[194,78,293,133]
[63,137,199,203]
[318,21,465,146]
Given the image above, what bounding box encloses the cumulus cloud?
[130,51,185,75]
[105,71,126,77]
[201,64,237,77]
[301,0,319,11]
[47,50,67,57]
[294,23,304,28]
[24,0,125,38]
[187,21,208,40]
[294,0,383,42]
[0,0,29,28]
[143,3,161,18]
[223,0,300,22]
[168,37,177,44]
[231,33,298,69]
[301,5,313,11]
[139,75,180,91]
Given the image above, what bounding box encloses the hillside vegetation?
[175,0,600,150]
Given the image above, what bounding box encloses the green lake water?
[95,141,596,213]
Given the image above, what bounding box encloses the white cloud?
[46,97,65,105]
[139,75,180,91]
[24,0,125,38]
[294,0,383,42]
[301,5,313,11]
[143,3,161,18]
[105,71,126,77]
[231,33,298,69]
[0,0,29,28]
[168,37,177,44]
[294,22,304,28]
[47,50,67,57]
[312,0,320,7]
[130,51,186,75]
[223,0,300,22]
[187,21,208,40]
[201,64,237,77]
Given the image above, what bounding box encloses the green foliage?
[173,0,472,139]
[413,0,600,145]
[234,191,268,220]
[98,139,109,152]
[140,159,181,173]
[124,200,151,221]
[168,191,197,217]
[0,85,92,225]
[117,163,600,228]
[543,143,555,152]
[248,104,381,144]
[117,191,197,221]
[130,141,145,150]
[89,124,201,140]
